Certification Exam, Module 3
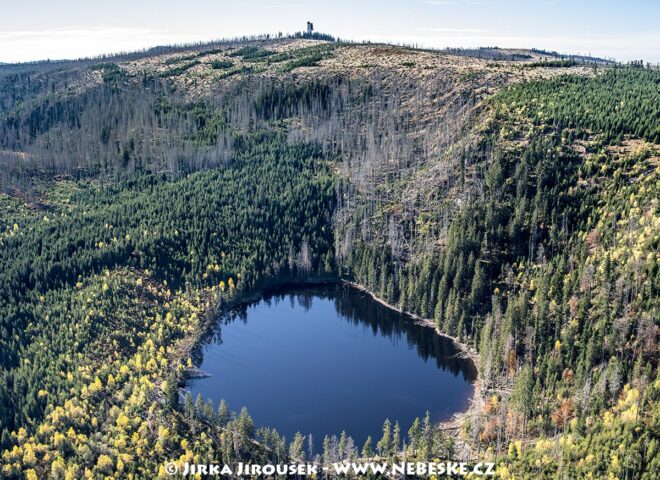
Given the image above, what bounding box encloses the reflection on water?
[189,283,476,450]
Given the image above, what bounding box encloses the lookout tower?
[306,21,314,35]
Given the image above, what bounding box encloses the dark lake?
[188,283,476,451]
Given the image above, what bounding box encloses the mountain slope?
[0,39,658,479]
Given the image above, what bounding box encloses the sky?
[1,0,659,63]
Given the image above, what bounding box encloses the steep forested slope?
[0,39,657,479]
[344,68,659,478]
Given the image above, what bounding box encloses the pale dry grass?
[115,39,596,99]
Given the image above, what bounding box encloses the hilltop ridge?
[0,36,602,192]
[0,32,657,480]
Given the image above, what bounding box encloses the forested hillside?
[0,38,657,479]
[344,68,659,478]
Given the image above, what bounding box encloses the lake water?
[188,283,476,451]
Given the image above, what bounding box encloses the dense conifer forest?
[0,38,658,478]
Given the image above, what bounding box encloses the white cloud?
[1,25,658,64]
[419,27,488,33]
[348,29,660,62]
[0,26,215,63]
[264,3,308,7]
[424,0,496,4]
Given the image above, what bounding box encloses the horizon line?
[0,30,642,68]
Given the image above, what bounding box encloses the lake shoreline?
[340,280,482,453]
[183,274,481,457]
